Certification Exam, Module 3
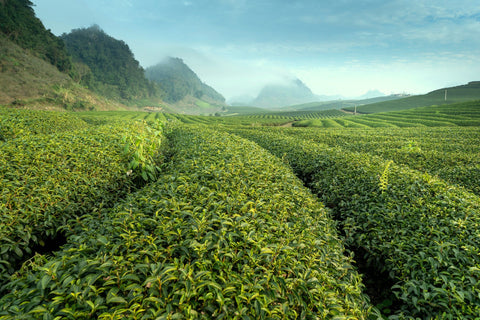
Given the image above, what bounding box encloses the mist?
[136,44,297,103]
[32,0,480,103]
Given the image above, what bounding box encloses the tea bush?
[231,128,480,319]
[0,108,88,141]
[279,126,480,196]
[0,125,373,319]
[0,119,166,288]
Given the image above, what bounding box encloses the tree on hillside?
[61,25,162,101]
[0,0,73,72]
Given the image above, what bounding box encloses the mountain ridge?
[61,25,162,103]
[145,57,225,110]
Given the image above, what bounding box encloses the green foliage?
[0,124,372,319]
[0,112,167,289]
[122,120,165,184]
[61,25,160,102]
[230,127,480,319]
[0,0,72,72]
[0,108,88,140]
[280,126,480,196]
[2,106,480,318]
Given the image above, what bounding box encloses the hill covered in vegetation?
[0,0,72,73]
[345,81,480,114]
[145,57,225,105]
[0,34,128,110]
[0,2,148,110]
[61,25,162,103]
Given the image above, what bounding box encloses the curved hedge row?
[230,128,480,319]
[278,126,480,196]
[0,108,89,141]
[0,120,165,288]
[0,125,372,319]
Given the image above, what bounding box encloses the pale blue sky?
[32,0,480,100]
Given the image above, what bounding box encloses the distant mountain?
[251,78,318,108]
[145,57,225,105]
[357,90,386,100]
[61,25,160,102]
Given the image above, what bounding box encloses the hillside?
[0,0,72,73]
[0,34,68,106]
[345,81,480,113]
[61,26,162,104]
[277,95,406,112]
[145,57,225,106]
[0,34,128,110]
[0,2,140,111]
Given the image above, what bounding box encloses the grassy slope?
[0,35,129,111]
[346,82,480,114]
[0,35,69,105]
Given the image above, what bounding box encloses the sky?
[32,0,480,101]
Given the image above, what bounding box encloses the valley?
[2,1,480,318]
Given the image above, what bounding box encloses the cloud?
[32,0,480,100]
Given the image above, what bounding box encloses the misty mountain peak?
[145,57,225,104]
[251,77,317,108]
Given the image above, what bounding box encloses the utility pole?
[354,105,357,115]
[445,89,447,101]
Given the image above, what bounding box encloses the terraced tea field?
[1,100,480,319]
[88,99,480,128]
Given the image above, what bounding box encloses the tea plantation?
[1,101,480,319]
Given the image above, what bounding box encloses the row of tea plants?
[229,127,480,319]
[0,108,89,141]
[278,126,480,196]
[0,110,166,290]
[0,124,374,319]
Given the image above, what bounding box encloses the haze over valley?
[31,0,480,103]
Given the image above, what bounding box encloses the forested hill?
[0,0,72,73]
[61,26,162,102]
[145,57,225,104]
